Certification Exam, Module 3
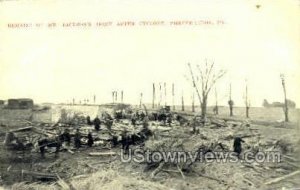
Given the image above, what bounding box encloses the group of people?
[37,122,98,158]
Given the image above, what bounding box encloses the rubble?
[1,104,299,189]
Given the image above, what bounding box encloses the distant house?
[263,99,296,108]
[0,100,4,105]
[7,98,34,109]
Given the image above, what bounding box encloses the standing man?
[94,116,101,131]
[87,131,94,147]
[86,115,92,125]
[233,137,245,157]
[74,128,81,149]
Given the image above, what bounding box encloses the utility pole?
[121,90,123,103]
[172,83,175,111]
[245,80,250,118]
[280,74,289,122]
[139,93,143,108]
[115,91,118,103]
[152,83,156,109]
[192,92,195,112]
[159,83,162,108]
[181,92,185,111]
[93,95,96,104]
[164,82,167,107]
[112,91,115,103]
[214,87,219,115]
[228,83,234,116]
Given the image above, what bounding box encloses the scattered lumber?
[56,173,74,190]
[21,169,57,179]
[9,126,33,133]
[88,151,116,156]
[211,120,227,127]
[67,149,75,154]
[283,155,298,162]
[150,162,165,178]
[264,170,300,185]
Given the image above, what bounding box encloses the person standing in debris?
[121,130,130,154]
[74,128,81,149]
[233,137,245,157]
[86,115,92,125]
[54,135,61,158]
[167,113,172,126]
[61,129,71,146]
[140,116,153,141]
[93,116,101,131]
[131,113,137,126]
[38,139,47,158]
[87,132,94,147]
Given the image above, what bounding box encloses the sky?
[0,0,299,107]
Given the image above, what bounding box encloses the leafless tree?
[243,79,250,118]
[214,87,219,115]
[181,91,185,111]
[228,83,234,116]
[187,60,226,118]
[280,74,289,122]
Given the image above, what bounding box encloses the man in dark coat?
[60,129,71,146]
[94,116,101,131]
[87,132,94,147]
[74,129,81,149]
[87,115,92,125]
[233,137,245,157]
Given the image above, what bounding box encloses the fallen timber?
[21,170,58,180]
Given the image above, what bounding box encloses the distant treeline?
[263,99,296,108]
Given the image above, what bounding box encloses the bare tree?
[280,74,289,122]
[187,60,226,118]
[152,83,156,109]
[172,83,175,111]
[121,91,124,103]
[244,79,250,118]
[228,83,234,116]
[214,87,219,115]
[139,93,143,109]
[181,92,185,111]
[191,92,195,112]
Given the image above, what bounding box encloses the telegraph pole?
[152,83,156,109]
[139,93,143,108]
[164,82,167,107]
[172,83,175,111]
[280,74,289,122]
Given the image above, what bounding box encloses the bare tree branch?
[188,63,203,105]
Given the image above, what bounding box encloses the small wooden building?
[7,98,34,109]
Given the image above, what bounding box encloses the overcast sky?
[0,0,299,107]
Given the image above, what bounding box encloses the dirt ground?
[0,106,299,190]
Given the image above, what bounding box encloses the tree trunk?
[201,96,207,119]
[284,104,289,122]
[229,106,233,116]
[246,106,250,118]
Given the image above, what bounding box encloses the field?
[0,105,299,190]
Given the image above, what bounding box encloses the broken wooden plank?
[265,170,300,185]
[56,174,72,190]
[283,155,299,162]
[67,149,75,154]
[9,126,33,133]
[21,169,57,179]
[151,162,165,178]
[88,151,116,156]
